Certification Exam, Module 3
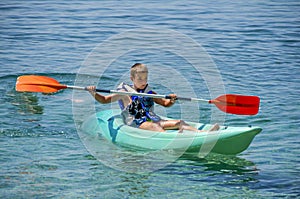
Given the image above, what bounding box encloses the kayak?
[81,109,262,155]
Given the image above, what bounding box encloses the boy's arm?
[153,92,176,107]
[86,86,127,104]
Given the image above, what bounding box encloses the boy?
[87,63,219,132]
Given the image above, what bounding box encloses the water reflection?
[180,153,258,174]
[174,153,260,186]
[12,92,44,115]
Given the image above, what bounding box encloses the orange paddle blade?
[16,75,67,93]
[209,94,260,115]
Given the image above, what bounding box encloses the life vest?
[117,82,161,126]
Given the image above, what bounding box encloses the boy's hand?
[86,86,96,91]
[86,86,96,96]
[168,93,177,104]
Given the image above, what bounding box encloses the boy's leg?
[139,121,165,132]
[159,120,197,132]
[159,120,220,132]
[138,120,220,133]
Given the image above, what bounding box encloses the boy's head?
[130,63,148,77]
[130,63,148,89]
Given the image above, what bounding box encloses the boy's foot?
[208,123,220,132]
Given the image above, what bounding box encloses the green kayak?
[81,109,262,155]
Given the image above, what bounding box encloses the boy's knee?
[153,123,165,132]
[177,120,185,126]
[177,120,190,129]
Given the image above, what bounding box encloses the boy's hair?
[130,63,148,77]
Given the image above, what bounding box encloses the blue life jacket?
[117,82,161,126]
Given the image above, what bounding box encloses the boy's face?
[131,71,148,90]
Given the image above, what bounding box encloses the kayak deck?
[81,109,262,155]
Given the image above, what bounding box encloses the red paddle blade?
[209,94,260,115]
[16,75,67,93]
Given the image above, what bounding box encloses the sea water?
[1,1,299,198]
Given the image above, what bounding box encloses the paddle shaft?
[66,85,209,103]
[15,75,260,115]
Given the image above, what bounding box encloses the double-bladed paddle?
[15,75,260,115]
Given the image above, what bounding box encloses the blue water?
[1,0,299,198]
